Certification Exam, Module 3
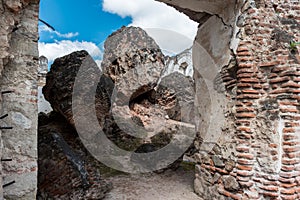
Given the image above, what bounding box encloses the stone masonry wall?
[0,0,39,199]
[232,1,300,199]
[158,0,300,199]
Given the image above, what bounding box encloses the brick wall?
[193,0,300,199]
[157,0,300,199]
[233,0,300,199]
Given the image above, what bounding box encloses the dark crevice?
[214,13,232,28]
[51,132,90,188]
[165,4,212,25]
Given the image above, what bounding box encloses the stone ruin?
[0,0,39,199]
[0,0,299,199]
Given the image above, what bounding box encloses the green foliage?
[289,41,300,51]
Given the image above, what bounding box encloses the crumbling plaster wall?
[157,0,300,199]
[0,0,39,199]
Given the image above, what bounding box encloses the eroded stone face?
[0,0,39,199]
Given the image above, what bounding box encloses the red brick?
[237,57,255,62]
[269,73,278,78]
[270,88,292,94]
[218,189,241,200]
[237,126,252,133]
[236,113,256,118]
[283,146,300,153]
[279,101,300,106]
[237,73,254,78]
[237,176,250,182]
[237,51,252,56]
[284,122,300,127]
[215,168,228,175]
[279,71,300,77]
[237,83,252,88]
[237,73,253,79]
[281,108,298,113]
[240,78,260,83]
[261,191,279,198]
[238,63,254,68]
[202,164,216,171]
[253,84,263,89]
[283,134,298,141]
[272,66,292,73]
[281,158,300,165]
[237,170,253,177]
[237,133,252,139]
[237,68,256,74]
[237,153,254,160]
[259,61,279,68]
[283,141,300,146]
[237,164,253,171]
[237,46,250,52]
[259,185,278,192]
[236,107,254,112]
[237,159,253,165]
[293,89,300,94]
[283,128,296,133]
[281,165,296,172]
[237,94,260,99]
[281,188,296,195]
[281,194,298,200]
[282,81,300,88]
[241,89,260,94]
[269,77,290,84]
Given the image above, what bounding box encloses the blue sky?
[39,0,131,44]
[38,0,198,66]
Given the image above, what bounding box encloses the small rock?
[222,175,239,191]
[225,160,235,172]
[213,173,221,183]
[212,155,225,167]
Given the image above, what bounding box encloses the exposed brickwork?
[192,0,300,199]
[234,0,300,199]
[163,0,300,199]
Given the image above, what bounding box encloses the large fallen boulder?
[42,26,196,172]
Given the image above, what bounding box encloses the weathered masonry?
[0,0,300,199]
[157,0,300,199]
[0,0,39,199]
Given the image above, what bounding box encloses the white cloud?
[39,25,79,39]
[38,40,103,65]
[102,0,198,54]
[95,59,103,69]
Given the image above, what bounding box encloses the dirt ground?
[104,167,203,200]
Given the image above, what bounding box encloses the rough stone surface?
[222,175,239,191]
[37,112,112,199]
[0,0,39,199]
